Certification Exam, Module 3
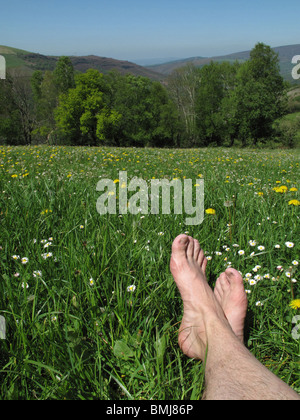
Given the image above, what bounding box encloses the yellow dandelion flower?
[206,208,216,215]
[289,199,300,206]
[289,299,300,310]
[290,187,298,192]
[11,174,18,178]
[273,185,288,193]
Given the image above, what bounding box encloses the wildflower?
[290,187,298,192]
[249,279,257,286]
[254,274,262,281]
[80,225,84,229]
[41,252,53,259]
[257,192,264,196]
[257,245,265,251]
[21,257,29,265]
[89,278,95,286]
[289,299,300,310]
[274,244,280,249]
[206,256,212,261]
[288,199,300,206]
[285,272,292,278]
[273,185,288,193]
[245,273,252,279]
[264,274,271,279]
[249,240,256,247]
[33,270,42,277]
[22,282,29,289]
[256,301,263,307]
[158,232,164,236]
[51,316,58,322]
[285,242,294,248]
[238,250,245,256]
[12,255,20,260]
[14,272,20,277]
[205,208,216,215]
[127,285,136,293]
[292,260,299,266]
[253,265,261,272]
[43,242,52,248]
[11,174,18,178]
[215,251,222,256]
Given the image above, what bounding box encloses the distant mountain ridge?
[1,44,299,83]
[146,44,300,82]
[0,45,164,81]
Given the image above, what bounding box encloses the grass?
[0,145,299,400]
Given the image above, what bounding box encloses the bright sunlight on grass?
[0,146,299,399]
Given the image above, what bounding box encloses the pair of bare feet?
[170,234,248,361]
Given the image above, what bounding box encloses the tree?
[31,70,58,142]
[196,61,239,146]
[53,56,75,94]
[167,64,200,146]
[55,69,121,145]
[233,43,287,145]
[0,69,35,145]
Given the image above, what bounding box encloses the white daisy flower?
[285,242,294,248]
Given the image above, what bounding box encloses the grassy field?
[0,145,299,400]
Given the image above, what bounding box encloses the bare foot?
[214,268,248,343]
[170,235,228,360]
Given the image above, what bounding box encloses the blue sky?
[1,0,299,62]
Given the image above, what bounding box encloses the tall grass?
[0,146,299,399]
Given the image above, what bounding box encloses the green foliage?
[0,42,297,148]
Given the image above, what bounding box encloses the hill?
[147,44,300,82]
[0,45,164,81]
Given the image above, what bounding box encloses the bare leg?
[170,235,300,401]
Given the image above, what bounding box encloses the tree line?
[0,43,297,148]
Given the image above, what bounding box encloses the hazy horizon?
[1,0,299,62]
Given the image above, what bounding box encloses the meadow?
[0,145,299,400]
